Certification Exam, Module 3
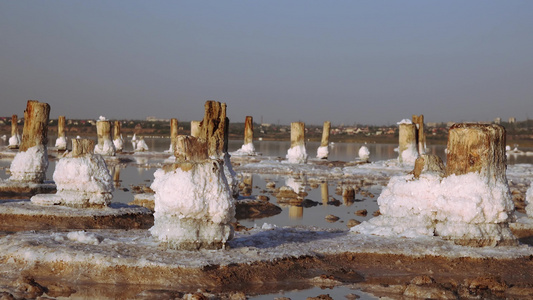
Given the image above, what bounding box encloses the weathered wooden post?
[94,119,116,156]
[55,115,67,151]
[7,114,20,149]
[9,101,50,183]
[150,101,236,250]
[31,138,114,207]
[437,123,516,246]
[398,120,418,165]
[287,122,308,164]
[233,116,256,155]
[113,120,123,152]
[169,118,179,153]
[316,121,331,159]
[412,114,426,155]
[190,120,201,138]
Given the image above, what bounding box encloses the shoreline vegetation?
[1,118,532,147]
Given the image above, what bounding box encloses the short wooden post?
[412,114,426,154]
[7,114,20,149]
[55,115,67,151]
[244,116,254,145]
[398,123,418,164]
[113,120,123,152]
[190,120,201,137]
[173,135,208,162]
[411,154,445,179]
[19,100,50,152]
[291,122,305,148]
[71,139,95,157]
[95,120,115,155]
[445,123,507,184]
[320,121,331,148]
[170,118,179,152]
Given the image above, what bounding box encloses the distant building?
[494,117,501,124]
[509,117,516,124]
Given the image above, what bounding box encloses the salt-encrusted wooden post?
[10,100,50,183]
[72,138,94,156]
[287,122,308,163]
[113,120,124,152]
[95,120,116,156]
[55,115,67,151]
[440,123,516,246]
[244,116,254,146]
[190,120,201,137]
[169,118,179,153]
[316,121,331,159]
[398,122,418,165]
[412,114,426,155]
[7,114,20,149]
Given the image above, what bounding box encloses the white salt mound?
[232,142,256,156]
[397,119,412,125]
[316,145,329,159]
[55,136,67,149]
[400,143,418,165]
[95,139,116,156]
[286,144,308,164]
[352,172,515,243]
[8,134,20,147]
[9,145,48,182]
[135,139,149,151]
[113,135,124,152]
[359,145,370,162]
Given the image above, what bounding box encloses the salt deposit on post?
[7,114,20,149]
[94,117,116,156]
[316,121,330,159]
[412,114,427,154]
[397,119,419,165]
[150,101,236,250]
[113,120,124,152]
[353,123,517,247]
[9,100,50,183]
[232,116,256,155]
[286,122,308,164]
[31,138,114,207]
[358,145,370,162]
[55,115,67,151]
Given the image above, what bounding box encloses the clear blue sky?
[1,1,532,125]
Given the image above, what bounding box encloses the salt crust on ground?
[0,200,150,217]
[316,145,328,159]
[286,144,308,164]
[0,226,532,273]
[9,145,48,182]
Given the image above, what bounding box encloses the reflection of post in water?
[343,186,355,206]
[321,182,329,205]
[241,173,253,196]
[289,205,303,219]
[113,165,121,187]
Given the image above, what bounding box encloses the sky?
[1,1,533,126]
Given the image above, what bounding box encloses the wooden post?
[57,116,66,138]
[172,135,208,162]
[71,139,95,157]
[190,120,201,137]
[244,116,254,145]
[398,123,418,164]
[95,120,115,155]
[320,121,331,147]
[113,120,121,140]
[170,118,179,152]
[290,122,305,148]
[19,100,50,152]
[10,114,18,137]
[411,154,445,179]
[412,114,426,154]
[445,123,507,184]
[198,100,229,157]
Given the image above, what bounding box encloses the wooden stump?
[290,122,305,148]
[198,101,229,157]
[398,123,418,164]
[10,114,18,137]
[172,135,208,163]
[71,139,95,157]
[445,123,507,184]
[411,154,445,179]
[57,116,66,138]
[412,114,426,154]
[190,120,201,137]
[320,121,331,147]
[170,118,179,152]
[244,116,254,145]
[19,100,50,152]
[95,120,115,155]
[113,120,121,140]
